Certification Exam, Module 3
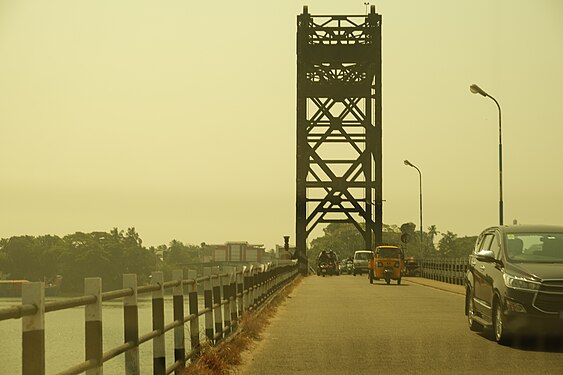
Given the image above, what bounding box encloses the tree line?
[0,227,202,293]
[308,223,477,266]
[0,223,476,292]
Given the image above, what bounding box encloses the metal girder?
[296,5,382,269]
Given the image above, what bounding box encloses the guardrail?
[419,258,468,286]
[0,261,299,375]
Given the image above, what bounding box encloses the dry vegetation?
[182,276,302,375]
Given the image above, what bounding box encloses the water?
[0,296,208,375]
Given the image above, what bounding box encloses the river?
[0,296,206,374]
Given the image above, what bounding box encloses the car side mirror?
[476,250,495,262]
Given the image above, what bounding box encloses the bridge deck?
[237,275,563,375]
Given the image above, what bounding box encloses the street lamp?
[404,159,423,257]
[470,83,503,225]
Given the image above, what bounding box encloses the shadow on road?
[475,332,563,353]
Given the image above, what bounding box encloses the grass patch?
[182,276,302,375]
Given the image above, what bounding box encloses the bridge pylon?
[296,5,382,272]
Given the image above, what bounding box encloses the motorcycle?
[345,260,353,275]
[317,261,329,277]
[327,261,339,276]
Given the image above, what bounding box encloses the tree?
[437,231,477,258]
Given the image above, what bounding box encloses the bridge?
[2,265,562,374]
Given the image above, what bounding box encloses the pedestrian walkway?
[403,277,464,295]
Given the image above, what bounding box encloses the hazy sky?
[1,0,562,250]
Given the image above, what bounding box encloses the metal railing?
[419,258,469,286]
[0,261,299,375]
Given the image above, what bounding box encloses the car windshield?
[355,252,371,260]
[505,232,563,263]
[377,248,401,258]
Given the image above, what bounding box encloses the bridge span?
[239,275,563,374]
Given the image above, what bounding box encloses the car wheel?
[466,290,483,332]
[493,300,512,345]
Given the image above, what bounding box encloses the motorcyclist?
[327,250,337,263]
[318,250,330,264]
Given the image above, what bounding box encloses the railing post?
[151,271,165,375]
[172,270,185,373]
[203,268,214,343]
[237,268,244,317]
[123,274,140,375]
[253,266,259,308]
[22,282,45,375]
[229,268,238,330]
[244,266,253,312]
[85,278,103,375]
[187,270,200,356]
[212,273,223,343]
[221,271,231,336]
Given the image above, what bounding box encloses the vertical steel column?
[22,282,45,375]
[296,7,311,275]
[187,270,200,356]
[123,274,140,375]
[172,270,185,371]
[85,278,103,375]
[151,272,165,375]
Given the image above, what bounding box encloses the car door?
[472,232,494,316]
[480,231,502,321]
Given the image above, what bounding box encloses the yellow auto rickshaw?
[369,245,404,285]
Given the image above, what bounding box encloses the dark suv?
[465,224,563,344]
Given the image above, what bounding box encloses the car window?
[490,233,501,259]
[479,234,494,251]
[354,252,371,260]
[505,232,563,262]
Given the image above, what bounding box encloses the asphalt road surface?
[236,275,563,375]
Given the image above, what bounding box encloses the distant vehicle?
[0,275,63,297]
[316,250,339,276]
[465,225,563,345]
[344,259,353,274]
[404,257,419,276]
[371,245,404,285]
[352,250,372,276]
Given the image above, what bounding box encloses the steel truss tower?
[296,6,382,272]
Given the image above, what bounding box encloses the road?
[236,275,563,375]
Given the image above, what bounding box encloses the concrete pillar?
[85,278,103,375]
[151,271,165,375]
[123,274,140,375]
[22,282,45,375]
[172,270,185,370]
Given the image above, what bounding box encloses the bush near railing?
[0,260,299,375]
[418,257,469,286]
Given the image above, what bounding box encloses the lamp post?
[404,159,423,257]
[470,83,503,225]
